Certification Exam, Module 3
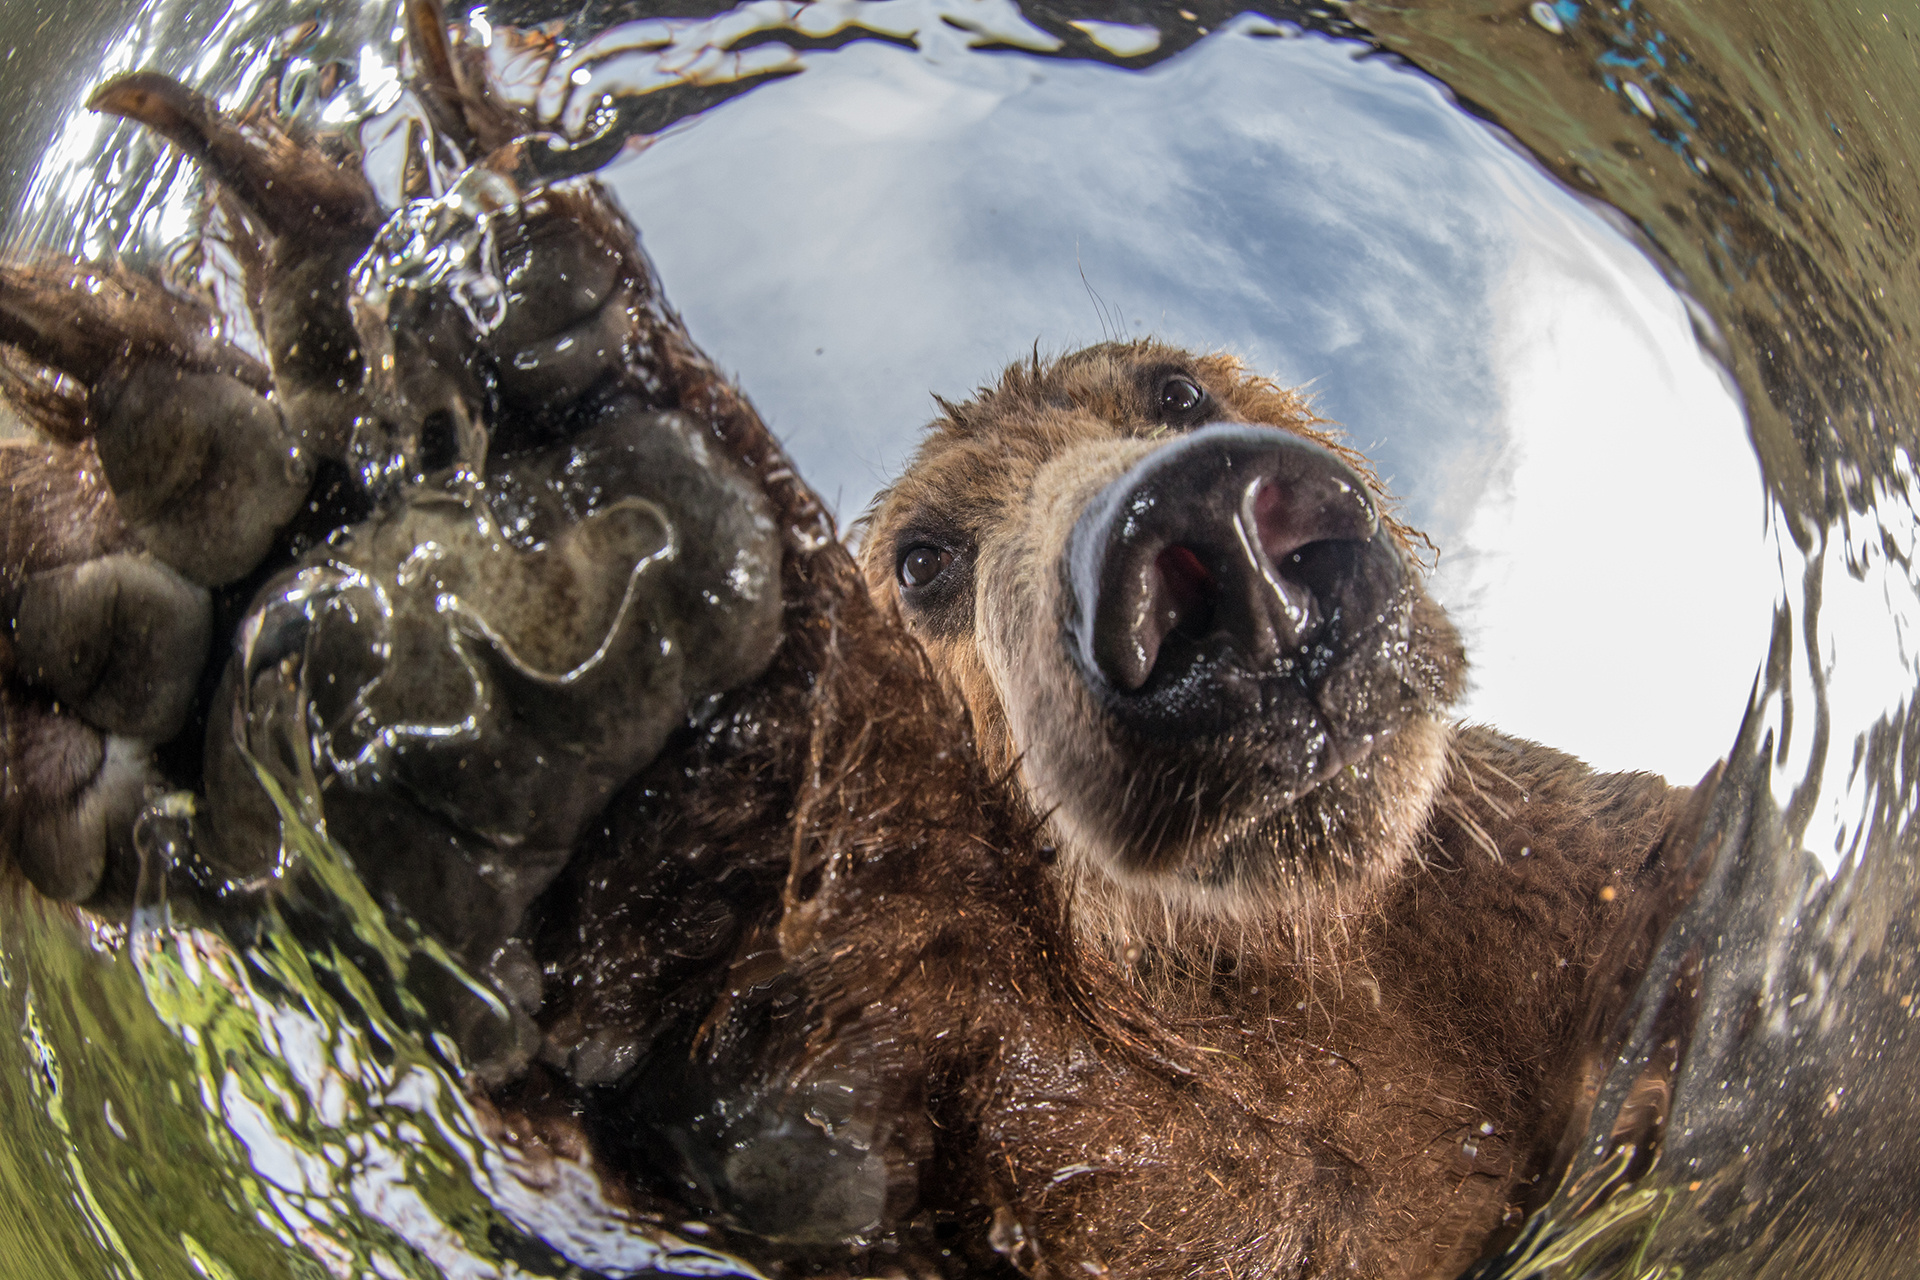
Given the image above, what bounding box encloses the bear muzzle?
[1064,423,1404,751]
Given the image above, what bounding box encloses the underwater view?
[0,0,1916,1276]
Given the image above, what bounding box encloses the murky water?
[2,0,1917,1276]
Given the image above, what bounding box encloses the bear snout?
[1065,423,1397,730]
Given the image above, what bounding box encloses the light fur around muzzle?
[985,436,1454,932]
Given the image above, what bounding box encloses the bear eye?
[1157,374,1206,419]
[899,543,955,589]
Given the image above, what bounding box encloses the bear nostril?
[1155,545,1216,639]
[1248,472,1375,569]
[1102,544,1220,693]
[1270,539,1360,622]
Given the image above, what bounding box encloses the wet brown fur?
[539,559,1689,1277]
[534,345,1694,1277]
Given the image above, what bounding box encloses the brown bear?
[527,345,1707,1278]
[833,345,1703,1274]
[0,10,1709,1275]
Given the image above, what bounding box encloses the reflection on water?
[1,0,1917,1276]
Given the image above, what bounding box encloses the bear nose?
[1067,424,1382,694]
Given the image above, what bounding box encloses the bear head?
[861,341,1468,939]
